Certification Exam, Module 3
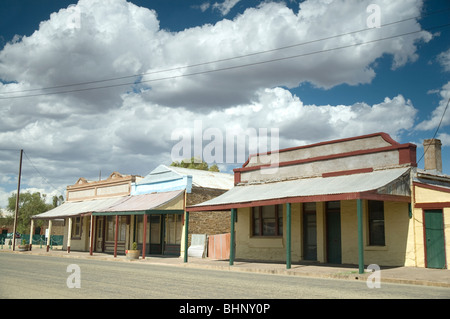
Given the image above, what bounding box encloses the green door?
[424,210,446,269]
[326,202,342,264]
[303,212,317,260]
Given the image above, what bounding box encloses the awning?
[92,189,185,215]
[32,196,127,220]
[32,190,185,220]
[188,167,411,211]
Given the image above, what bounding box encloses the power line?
[0,8,449,99]
[0,148,22,152]
[3,6,449,96]
[23,150,65,195]
[417,97,450,165]
[1,22,450,100]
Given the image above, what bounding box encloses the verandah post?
[229,208,236,266]
[184,211,189,263]
[89,214,94,256]
[114,215,119,257]
[67,217,72,253]
[142,214,147,260]
[47,220,52,252]
[29,219,34,251]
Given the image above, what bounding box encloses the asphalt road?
[1,253,449,300]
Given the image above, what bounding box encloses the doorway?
[303,203,317,260]
[95,216,104,252]
[136,214,164,255]
[326,201,342,264]
[149,215,162,254]
[424,209,446,269]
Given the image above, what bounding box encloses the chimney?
[423,138,442,173]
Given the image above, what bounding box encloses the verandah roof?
[32,190,185,220]
[31,196,127,220]
[187,167,412,212]
[92,189,185,215]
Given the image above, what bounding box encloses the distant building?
[32,172,142,253]
[32,167,233,259]
[189,133,450,270]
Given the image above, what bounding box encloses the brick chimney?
[423,138,442,173]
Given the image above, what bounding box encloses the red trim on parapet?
[240,132,402,168]
[234,143,417,174]
[322,168,374,178]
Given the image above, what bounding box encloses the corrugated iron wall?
[207,233,230,260]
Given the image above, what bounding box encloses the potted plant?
[126,242,140,259]
[18,239,30,251]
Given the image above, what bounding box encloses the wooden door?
[303,212,317,260]
[326,202,342,264]
[95,217,104,252]
[424,209,446,269]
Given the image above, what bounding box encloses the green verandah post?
[357,199,364,274]
[184,211,189,263]
[229,208,236,266]
[286,203,291,269]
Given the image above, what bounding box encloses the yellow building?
[188,133,450,271]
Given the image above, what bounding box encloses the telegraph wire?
[0,7,449,99]
[1,21,450,100]
[2,6,449,95]
[0,148,65,195]
[23,150,65,195]
[417,97,450,165]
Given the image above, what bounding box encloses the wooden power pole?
[12,149,23,251]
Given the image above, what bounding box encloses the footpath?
[1,246,450,288]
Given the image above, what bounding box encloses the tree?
[170,157,220,172]
[208,164,220,172]
[5,192,54,234]
[52,195,65,207]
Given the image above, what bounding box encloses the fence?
[207,233,230,260]
[0,233,63,248]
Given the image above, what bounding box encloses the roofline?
[186,191,411,212]
[234,142,417,174]
[413,181,450,194]
[239,132,399,169]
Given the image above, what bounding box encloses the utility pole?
[12,149,23,251]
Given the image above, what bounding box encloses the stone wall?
[187,186,231,244]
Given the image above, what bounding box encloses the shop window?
[368,200,385,246]
[166,214,182,245]
[72,217,82,239]
[252,204,283,237]
[106,216,127,242]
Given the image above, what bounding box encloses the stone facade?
[187,186,231,246]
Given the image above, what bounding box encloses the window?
[252,204,283,236]
[368,200,385,246]
[106,216,115,242]
[166,214,182,244]
[106,216,127,242]
[72,217,82,238]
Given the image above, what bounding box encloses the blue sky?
[0,0,449,209]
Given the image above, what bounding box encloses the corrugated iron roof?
[190,167,411,209]
[94,190,184,214]
[32,196,127,219]
[137,165,234,190]
[32,190,185,219]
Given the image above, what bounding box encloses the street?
[0,253,449,300]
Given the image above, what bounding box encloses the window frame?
[368,200,386,246]
[71,216,82,239]
[252,204,283,237]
